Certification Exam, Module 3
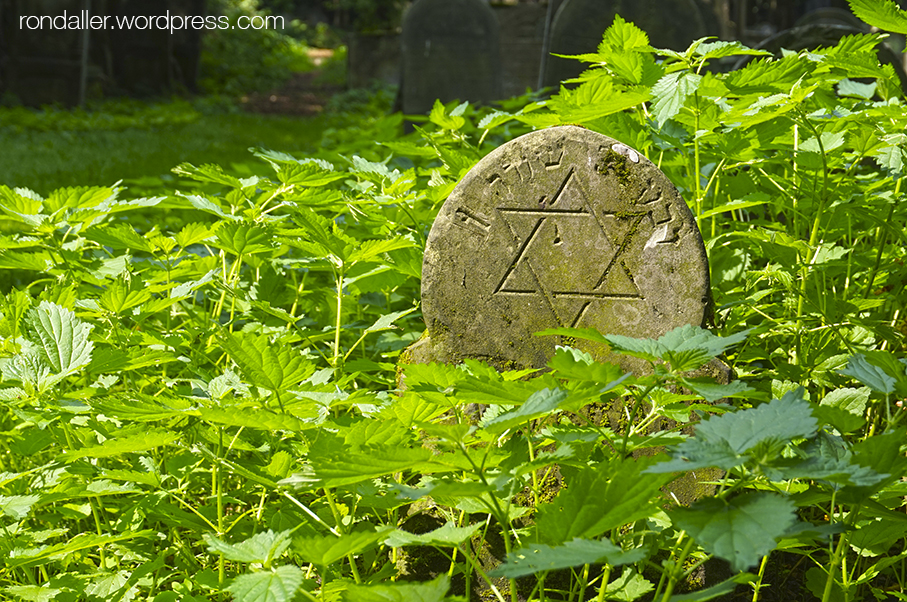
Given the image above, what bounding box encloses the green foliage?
[1,2,906,601]
[201,0,313,96]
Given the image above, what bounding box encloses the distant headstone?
[541,0,712,89]
[410,125,710,372]
[400,0,501,116]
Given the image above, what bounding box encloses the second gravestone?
[409,125,710,372]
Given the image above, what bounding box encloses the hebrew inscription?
[419,126,710,371]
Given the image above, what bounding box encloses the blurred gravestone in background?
[0,0,86,106]
[541,0,717,89]
[106,0,204,96]
[400,0,501,117]
[0,0,203,106]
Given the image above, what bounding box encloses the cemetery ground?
[1,9,907,602]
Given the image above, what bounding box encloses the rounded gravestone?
[541,0,711,89]
[400,0,501,117]
[418,125,710,372]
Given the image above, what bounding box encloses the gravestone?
[541,0,714,89]
[409,125,711,374]
[400,0,501,117]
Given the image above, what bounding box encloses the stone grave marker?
[407,125,711,373]
[541,0,712,89]
[400,0,501,117]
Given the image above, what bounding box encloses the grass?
[0,102,330,197]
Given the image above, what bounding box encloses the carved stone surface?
[415,125,710,372]
[400,0,501,117]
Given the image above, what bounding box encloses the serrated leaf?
[480,388,567,434]
[65,429,179,461]
[490,538,644,578]
[848,519,907,557]
[308,444,434,487]
[695,40,771,60]
[219,332,314,394]
[840,354,896,393]
[98,277,152,314]
[651,72,702,125]
[294,527,391,566]
[820,387,870,415]
[848,0,907,33]
[605,325,748,371]
[650,390,817,472]
[338,575,450,602]
[7,531,152,568]
[671,493,797,572]
[25,301,93,377]
[199,407,310,432]
[3,585,62,602]
[84,223,154,252]
[600,568,653,602]
[385,522,481,548]
[0,494,41,519]
[226,566,303,602]
[172,162,243,187]
[206,530,292,565]
[277,163,346,187]
[214,221,274,256]
[535,457,673,543]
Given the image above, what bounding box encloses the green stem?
[217,428,225,585]
[863,177,901,299]
[332,268,345,369]
[660,535,695,602]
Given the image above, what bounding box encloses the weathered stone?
[541,0,713,89]
[415,125,710,374]
[400,0,501,117]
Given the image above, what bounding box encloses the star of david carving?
[494,167,649,328]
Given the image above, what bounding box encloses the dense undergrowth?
[1,1,907,601]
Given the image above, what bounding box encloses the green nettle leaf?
[848,519,907,557]
[671,493,797,572]
[214,221,275,256]
[480,388,568,434]
[205,530,292,566]
[294,527,391,566]
[600,568,654,602]
[604,324,747,371]
[651,71,702,125]
[84,223,154,252]
[337,575,451,602]
[226,566,304,602]
[535,457,673,543]
[172,162,244,187]
[650,390,817,472]
[219,332,315,395]
[847,0,907,33]
[307,444,434,487]
[276,162,346,187]
[3,584,62,602]
[490,538,645,579]
[839,354,896,394]
[385,522,481,548]
[199,407,311,432]
[25,301,94,378]
[98,276,152,314]
[0,494,41,519]
[64,429,180,461]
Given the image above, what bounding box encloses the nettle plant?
[1,1,907,601]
